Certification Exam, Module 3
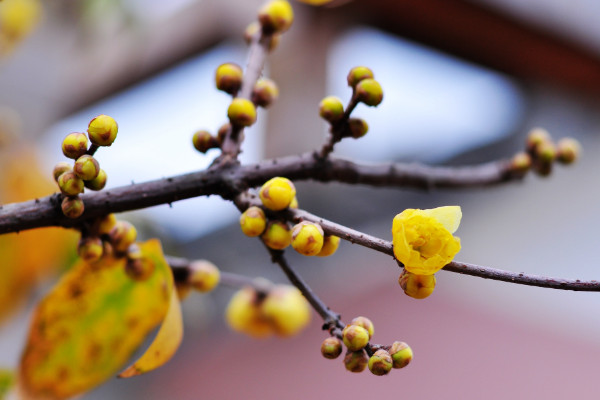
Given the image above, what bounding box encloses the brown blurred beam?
[333,0,600,92]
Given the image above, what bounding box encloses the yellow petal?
[118,288,183,378]
[422,206,462,234]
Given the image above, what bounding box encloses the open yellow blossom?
[392,206,462,275]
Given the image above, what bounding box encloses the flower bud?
[258,0,294,34]
[73,154,100,181]
[84,168,107,191]
[347,118,368,138]
[291,222,324,256]
[509,152,532,175]
[319,96,344,123]
[61,132,88,159]
[78,236,103,263]
[125,245,155,281]
[398,270,436,299]
[92,213,117,236]
[347,66,374,88]
[58,171,84,196]
[244,21,280,51]
[368,349,393,376]
[526,127,551,153]
[321,337,343,359]
[344,350,368,373]
[261,220,292,250]
[188,260,220,292]
[240,206,267,237]
[215,63,243,95]
[259,177,296,210]
[192,130,219,153]
[535,141,556,163]
[355,78,383,107]
[351,316,374,339]
[251,78,279,108]
[317,235,340,257]
[262,285,311,337]
[556,137,581,164]
[227,98,257,127]
[389,341,413,369]
[109,220,137,254]
[87,114,118,146]
[226,287,273,338]
[61,196,84,219]
[342,324,369,351]
[53,162,72,182]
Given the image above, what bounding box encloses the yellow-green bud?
[510,152,532,175]
[58,171,84,196]
[61,132,88,159]
[240,206,267,237]
[355,78,383,107]
[215,63,243,95]
[259,176,296,210]
[351,316,374,339]
[192,130,219,153]
[342,324,369,351]
[73,154,100,181]
[87,114,118,146]
[188,260,220,292]
[556,137,581,164]
[252,78,279,108]
[368,349,393,376]
[319,96,344,123]
[317,235,340,257]
[227,98,257,127]
[258,0,294,34]
[321,337,343,359]
[244,21,280,51]
[399,270,436,299]
[84,168,107,191]
[52,162,72,182]
[344,350,368,373]
[61,196,84,219]
[92,213,117,236]
[125,245,155,281]
[526,127,551,152]
[347,66,374,88]
[347,118,368,138]
[78,236,103,263]
[109,220,138,254]
[291,221,324,256]
[217,123,231,145]
[389,341,413,369]
[535,141,556,163]
[261,220,291,250]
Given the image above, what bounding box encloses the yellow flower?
[392,206,461,275]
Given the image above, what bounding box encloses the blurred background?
[2,0,600,398]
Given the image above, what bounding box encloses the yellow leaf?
[18,239,173,400]
[0,147,77,325]
[118,288,183,378]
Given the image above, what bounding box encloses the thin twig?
[318,95,360,159]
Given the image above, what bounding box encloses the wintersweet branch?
[0,152,520,234]
[284,207,600,292]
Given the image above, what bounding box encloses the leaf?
[118,288,183,378]
[0,147,77,325]
[18,239,173,400]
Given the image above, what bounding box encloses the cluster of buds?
[77,214,155,282]
[239,177,340,256]
[320,316,413,376]
[510,127,581,177]
[226,283,311,338]
[318,66,383,145]
[54,115,117,218]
